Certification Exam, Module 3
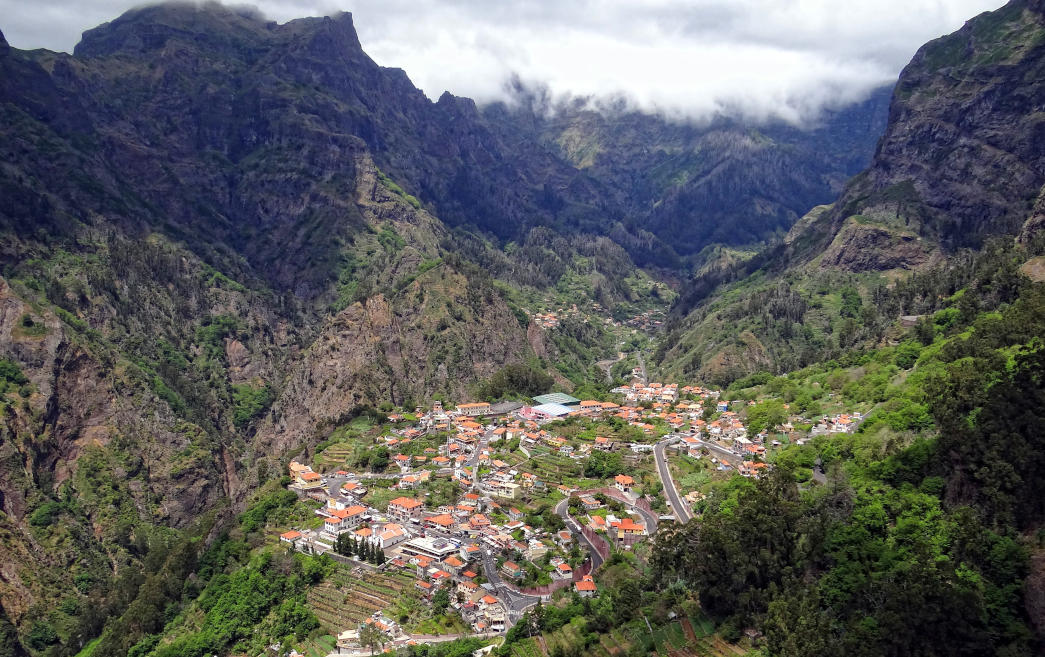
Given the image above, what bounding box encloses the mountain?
[658,0,1045,385]
[0,3,896,654]
[496,87,891,260]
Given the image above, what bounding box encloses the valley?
[0,1,1044,656]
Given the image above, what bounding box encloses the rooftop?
[532,392,581,406]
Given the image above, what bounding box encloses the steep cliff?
[658,0,1045,384]
[824,0,1045,265]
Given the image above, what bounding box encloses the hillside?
[0,2,998,656]
[512,87,891,260]
[658,0,1045,385]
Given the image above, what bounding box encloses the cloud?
[0,0,1007,123]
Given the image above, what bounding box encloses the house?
[280,530,302,544]
[610,517,646,536]
[340,481,367,498]
[574,575,597,598]
[388,497,425,521]
[425,513,456,530]
[739,461,770,478]
[442,555,465,574]
[398,474,421,489]
[579,495,602,511]
[609,517,647,549]
[457,579,481,601]
[556,530,573,547]
[295,469,324,490]
[370,523,409,549]
[553,562,573,580]
[614,474,635,495]
[322,505,367,536]
[457,402,491,417]
[487,481,519,499]
[501,561,524,579]
[415,579,433,597]
[593,436,613,451]
[507,507,524,521]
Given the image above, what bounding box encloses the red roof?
[390,497,423,509]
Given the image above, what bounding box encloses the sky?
[0,0,1007,123]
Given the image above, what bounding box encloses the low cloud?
[0,0,1006,123]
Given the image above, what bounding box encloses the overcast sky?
[0,0,1006,123]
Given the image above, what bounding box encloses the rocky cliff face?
[823,0,1045,267]
[658,0,1045,383]
[509,88,891,261]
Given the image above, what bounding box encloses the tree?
[359,623,385,656]
[335,533,352,557]
[745,399,787,435]
[585,450,625,478]
[432,588,450,615]
[914,316,935,345]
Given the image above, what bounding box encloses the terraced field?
[295,634,336,657]
[662,635,748,657]
[527,449,584,484]
[307,567,418,633]
[315,442,357,468]
[510,637,544,657]
[659,616,743,657]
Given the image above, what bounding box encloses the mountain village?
[274,378,864,654]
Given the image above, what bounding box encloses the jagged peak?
[0,27,9,57]
[73,2,274,58]
[72,2,363,60]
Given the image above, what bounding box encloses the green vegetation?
[231,382,274,429]
[144,551,327,657]
[476,363,554,401]
[661,236,1037,386]
[583,449,626,479]
[0,358,28,398]
[376,169,422,209]
[651,284,1045,657]
[194,314,239,361]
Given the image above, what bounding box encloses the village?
[273,375,865,655]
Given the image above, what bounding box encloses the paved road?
[595,352,625,384]
[620,492,659,535]
[481,551,540,626]
[415,524,537,627]
[554,498,606,572]
[636,351,648,385]
[654,437,692,523]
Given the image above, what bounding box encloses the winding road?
[654,436,692,523]
[480,551,540,626]
[554,498,606,572]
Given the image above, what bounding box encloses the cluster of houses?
[531,303,584,329]
[611,381,721,405]
[280,458,604,641]
[280,379,871,647]
[625,309,665,330]
[809,413,862,436]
